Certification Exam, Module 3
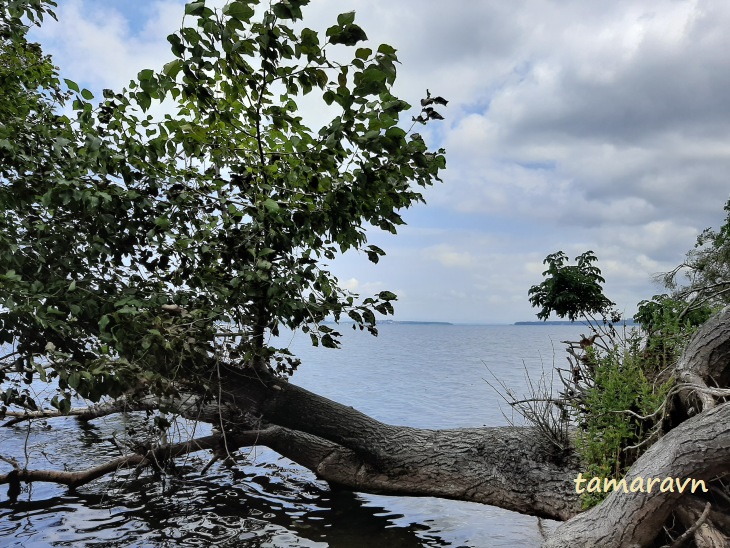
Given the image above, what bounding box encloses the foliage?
[0,0,446,416]
[573,335,673,508]
[660,197,730,313]
[527,251,684,508]
[528,251,616,322]
[634,294,713,374]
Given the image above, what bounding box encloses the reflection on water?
[1,445,466,547]
[1,325,578,546]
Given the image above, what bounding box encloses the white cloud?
[33,0,184,91]
[423,245,476,269]
[341,278,360,292]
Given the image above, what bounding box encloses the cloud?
[423,245,476,269]
[32,1,185,91]
[340,278,360,292]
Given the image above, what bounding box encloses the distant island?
[515,320,637,326]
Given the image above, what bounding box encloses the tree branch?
[0,429,270,494]
[545,402,730,547]
[1,394,162,427]
[668,501,711,548]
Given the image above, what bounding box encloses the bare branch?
[0,429,271,492]
[1,395,161,427]
[667,502,712,548]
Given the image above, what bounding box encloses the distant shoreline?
[514,320,637,326]
[324,320,454,326]
[380,320,453,325]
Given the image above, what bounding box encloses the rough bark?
[676,305,730,416]
[217,369,583,520]
[210,307,730,545]
[677,305,730,387]
[544,402,730,547]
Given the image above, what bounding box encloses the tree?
[0,0,445,411]
[528,250,616,323]
[2,2,730,546]
[660,198,730,317]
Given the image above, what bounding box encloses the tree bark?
[216,369,583,520]
[677,305,730,387]
[675,305,730,416]
[544,402,730,547]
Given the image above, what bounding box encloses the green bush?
[573,334,673,508]
[528,251,715,508]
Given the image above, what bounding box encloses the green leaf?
[385,127,406,140]
[321,333,338,348]
[99,315,110,332]
[300,28,319,49]
[163,59,183,79]
[337,11,356,26]
[273,2,301,20]
[168,34,185,57]
[224,1,255,21]
[263,198,280,212]
[377,43,396,56]
[35,362,47,383]
[185,2,205,15]
[81,88,94,100]
[63,78,80,92]
[58,397,71,414]
[328,23,368,46]
[46,306,65,316]
[68,372,81,389]
[137,91,152,111]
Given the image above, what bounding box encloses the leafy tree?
[528,250,616,323]
[0,0,446,414]
[527,252,674,508]
[633,294,713,375]
[660,197,730,315]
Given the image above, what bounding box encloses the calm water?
[0,324,587,547]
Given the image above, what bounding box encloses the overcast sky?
[31,0,730,323]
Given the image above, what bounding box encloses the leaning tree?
[1,1,730,546]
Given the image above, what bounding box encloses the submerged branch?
[0,429,270,492]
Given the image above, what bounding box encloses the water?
[0,324,587,547]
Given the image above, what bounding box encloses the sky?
[29,0,730,324]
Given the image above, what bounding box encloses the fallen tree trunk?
[217,368,583,520]
[3,306,730,546]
